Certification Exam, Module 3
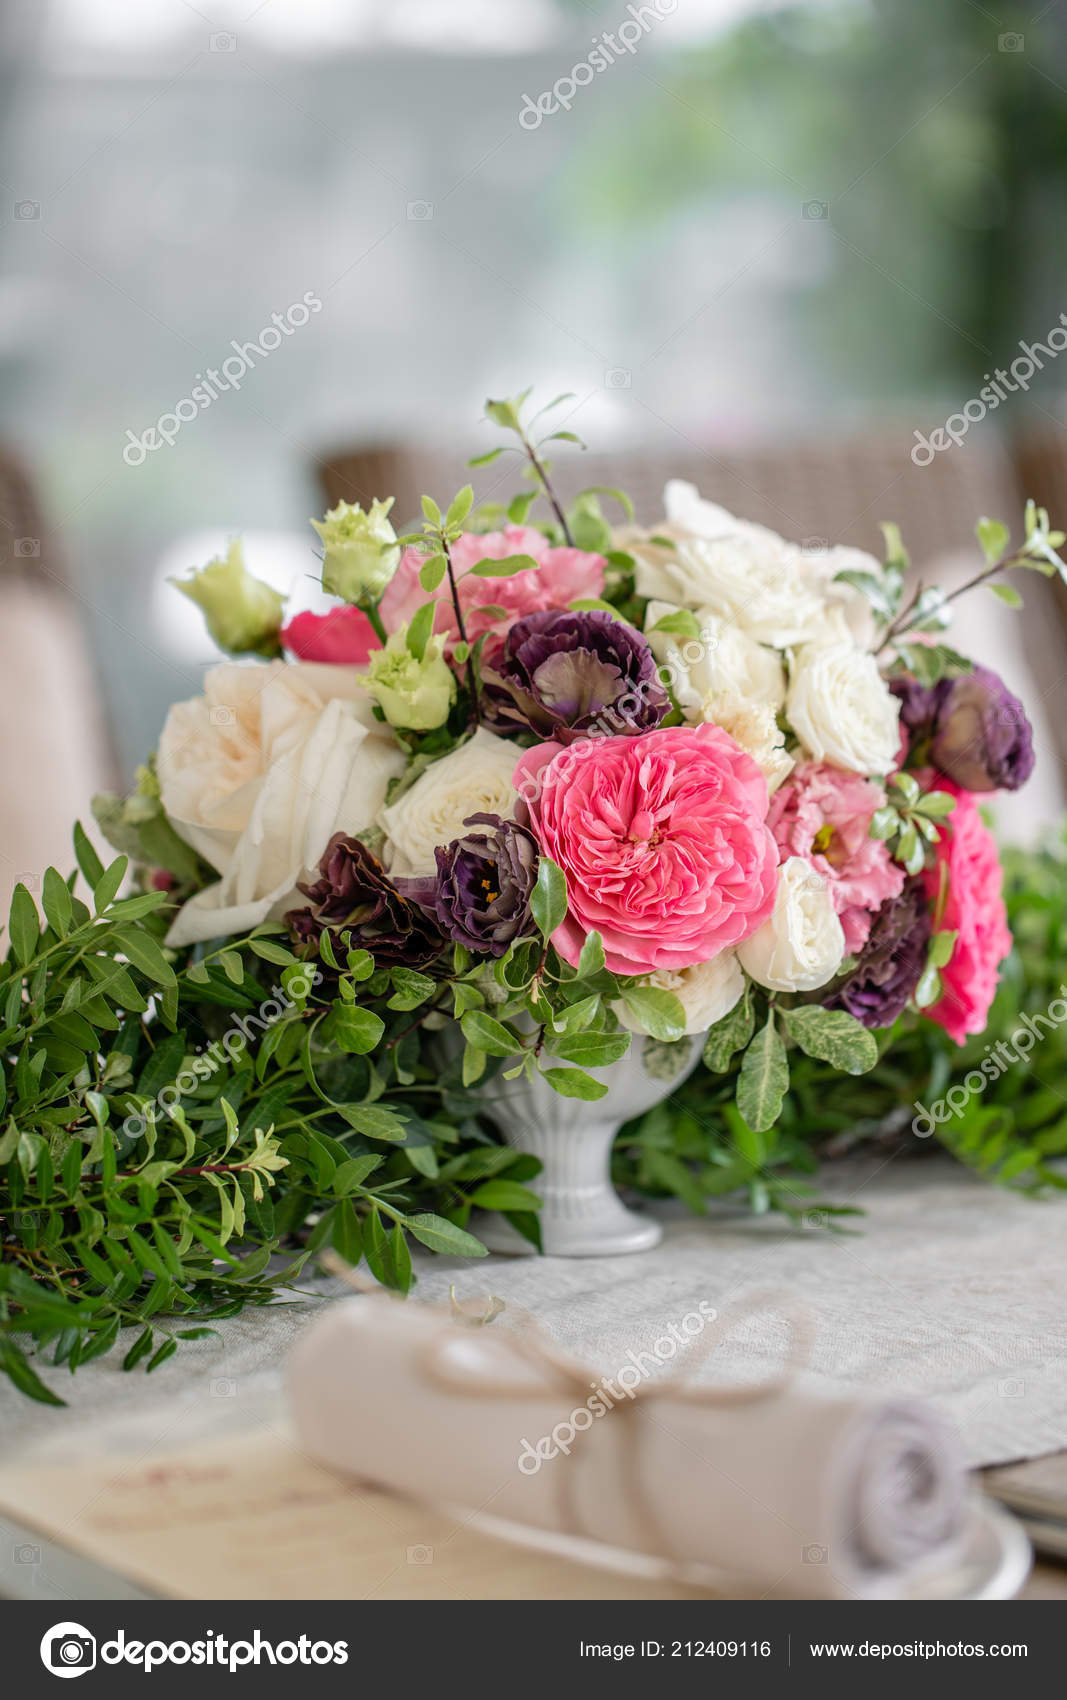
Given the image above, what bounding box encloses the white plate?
[460,1494,1032,1601]
[895,1496,1032,1601]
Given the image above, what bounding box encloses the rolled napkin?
[287,1292,967,1599]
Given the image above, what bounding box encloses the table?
[1,1153,1066,1599]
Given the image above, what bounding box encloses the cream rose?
[379,727,520,877]
[159,661,404,946]
[738,857,845,993]
[616,951,745,1038]
[786,639,901,774]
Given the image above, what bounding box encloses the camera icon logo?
[407,201,434,220]
[14,200,40,220]
[211,1377,237,1397]
[406,1544,434,1564]
[209,705,236,727]
[14,1543,41,1564]
[998,1378,1025,1398]
[40,1622,97,1679]
[803,1543,829,1563]
[802,200,829,221]
[605,367,631,389]
[998,32,1024,52]
[15,537,40,557]
[210,32,237,52]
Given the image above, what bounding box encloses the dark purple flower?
[480,608,670,744]
[286,832,442,968]
[826,876,932,1029]
[930,665,1035,793]
[890,665,1034,792]
[399,813,538,958]
[889,673,939,735]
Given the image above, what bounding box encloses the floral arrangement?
[1,389,1062,1401]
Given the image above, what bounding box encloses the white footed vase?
[470,1031,708,1258]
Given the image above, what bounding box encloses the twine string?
[319,1255,811,1571]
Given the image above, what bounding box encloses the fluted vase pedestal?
[470,1031,708,1258]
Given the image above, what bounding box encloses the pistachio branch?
[881,549,1016,649]
[517,424,575,546]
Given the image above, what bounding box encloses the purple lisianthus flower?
[929,665,1035,793]
[889,672,939,735]
[826,876,932,1029]
[399,813,538,958]
[890,665,1034,792]
[480,608,670,744]
[286,832,442,968]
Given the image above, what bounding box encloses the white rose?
[624,484,890,651]
[644,602,786,715]
[159,661,404,946]
[786,639,901,774]
[623,483,830,646]
[797,543,886,649]
[379,727,519,876]
[616,951,745,1038]
[738,857,845,993]
[643,605,791,792]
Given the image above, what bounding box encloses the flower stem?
[441,537,480,727]
[881,548,1020,650]
[361,599,388,647]
[519,429,575,546]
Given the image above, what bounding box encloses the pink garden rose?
[515,723,778,975]
[767,761,904,954]
[281,607,381,665]
[921,779,1012,1044]
[379,525,606,646]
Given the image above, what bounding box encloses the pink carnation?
[379,525,606,646]
[921,780,1012,1045]
[281,607,381,665]
[767,761,904,954]
[515,723,778,975]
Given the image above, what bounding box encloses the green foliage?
[870,772,957,876]
[0,837,541,1402]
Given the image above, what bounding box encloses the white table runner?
[3,1154,1065,1472]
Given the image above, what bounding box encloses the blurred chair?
[319,430,1023,556]
[318,429,1067,839]
[0,449,115,914]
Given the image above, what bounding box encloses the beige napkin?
[287,1294,968,1599]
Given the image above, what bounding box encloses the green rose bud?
[363,627,456,731]
[312,497,400,604]
[172,539,285,657]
